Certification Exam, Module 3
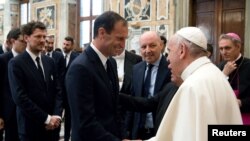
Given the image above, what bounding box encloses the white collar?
[90,42,108,67]
[181,56,211,80]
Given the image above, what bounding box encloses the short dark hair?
[55,48,62,52]
[21,21,46,36]
[93,11,127,38]
[64,36,74,45]
[207,44,213,55]
[160,35,167,46]
[7,28,21,40]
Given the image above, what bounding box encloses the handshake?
[45,115,62,130]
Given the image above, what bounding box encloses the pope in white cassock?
[125,27,242,141]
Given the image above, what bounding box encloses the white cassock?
[146,57,242,141]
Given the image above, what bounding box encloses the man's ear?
[23,35,29,42]
[179,42,187,59]
[98,27,106,39]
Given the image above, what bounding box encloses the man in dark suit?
[127,31,171,140]
[0,42,11,55]
[45,35,65,140]
[160,35,168,57]
[0,28,26,141]
[45,35,65,82]
[61,36,78,141]
[8,21,63,141]
[65,11,128,141]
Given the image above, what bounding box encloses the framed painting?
[124,0,151,21]
[36,5,56,29]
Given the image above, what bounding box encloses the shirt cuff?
[45,115,51,124]
[54,115,62,121]
[224,74,229,80]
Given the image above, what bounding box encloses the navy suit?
[50,51,65,82]
[0,44,4,141]
[66,46,123,141]
[0,52,19,141]
[128,56,171,139]
[62,51,78,141]
[47,51,65,140]
[0,45,4,54]
[8,51,63,141]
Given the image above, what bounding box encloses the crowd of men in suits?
[0,22,79,141]
[0,10,249,141]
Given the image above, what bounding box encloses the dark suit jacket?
[218,56,250,113]
[0,52,16,120]
[0,45,3,54]
[65,46,122,141]
[8,51,63,141]
[120,50,142,94]
[66,51,79,70]
[129,55,171,139]
[51,51,65,80]
[0,52,20,141]
[62,51,79,107]
[120,82,178,132]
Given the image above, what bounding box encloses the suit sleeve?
[119,93,158,112]
[51,60,63,116]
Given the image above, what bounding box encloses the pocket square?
[51,75,53,80]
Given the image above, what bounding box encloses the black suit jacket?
[120,50,142,94]
[129,55,171,139]
[119,82,178,132]
[0,45,4,54]
[218,56,250,113]
[65,46,122,141]
[0,52,16,121]
[51,51,65,80]
[63,51,79,105]
[8,51,63,140]
[0,52,20,141]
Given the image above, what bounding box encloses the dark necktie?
[106,59,116,94]
[140,64,154,128]
[65,54,68,67]
[47,52,50,57]
[35,57,44,80]
[144,64,154,97]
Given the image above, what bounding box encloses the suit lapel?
[154,56,169,93]
[137,62,147,96]
[23,52,47,88]
[85,47,113,92]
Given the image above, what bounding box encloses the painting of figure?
[36,5,56,29]
[124,0,151,21]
